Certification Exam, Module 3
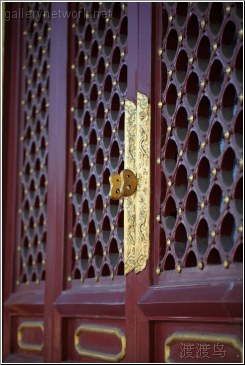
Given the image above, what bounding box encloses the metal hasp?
[109,169,138,200]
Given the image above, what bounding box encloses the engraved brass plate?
[165,332,243,363]
[124,93,151,274]
[17,321,44,352]
[74,324,126,362]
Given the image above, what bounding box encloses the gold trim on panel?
[74,324,126,362]
[135,92,151,273]
[17,321,44,352]
[124,99,137,274]
[124,93,151,274]
[164,332,243,363]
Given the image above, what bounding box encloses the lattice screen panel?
[68,3,127,283]
[158,2,243,274]
[17,3,51,285]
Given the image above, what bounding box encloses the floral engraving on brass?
[135,92,151,273]
[109,169,137,200]
[124,93,151,274]
[74,324,126,362]
[124,99,137,274]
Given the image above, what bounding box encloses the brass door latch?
[109,169,137,200]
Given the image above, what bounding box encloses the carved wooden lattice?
[158,3,243,273]
[67,3,127,283]
[16,3,51,285]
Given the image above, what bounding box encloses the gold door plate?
[109,169,138,200]
[124,92,151,274]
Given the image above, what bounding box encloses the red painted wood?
[3,3,22,359]
[54,286,125,318]
[44,2,68,362]
[138,281,243,319]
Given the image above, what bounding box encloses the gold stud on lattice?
[82,232,86,238]
[239,94,243,104]
[212,104,218,114]
[167,126,172,133]
[18,209,22,215]
[89,208,93,214]
[197,261,203,270]
[72,23,76,29]
[95,275,99,282]
[238,226,243,234]
[176,265,181,273]
[156,267,161,276]
[38,240,41,245]
[189,174,194,182]
[156,214,161,222]
[200,80,205,90]
[80,276,84,283]
[169,15,173,22]
[83,187,87,193]
[17,245,21,252]
[200,140,206,150]
[212,168,217,176]
[71,64,75,70]
[213,43,218,51]
[121,51,125,58]
[224,131,230,139]
[22,65,26,70]
[23,31,28,36]
[158,48,163,56]
[68,233,73,239]
[36,279,40,284]
[188,114,194,124]
[179,149,183,157]
[178,34,183,43]
[83,143,88,148]
[158,101,163,109]
[111,225,115,231]
[188,235,192,242]
[119,198,123,205]
[122,3,125,10]
[30,206,33,212]
[105,62,109,68]
[104,156,108,162]
[167,180,172,187]
[70,147,74,154]
[200,201,205,209]
[112,80,117,87]
[30,168,34,174]
[105,17,109,23]
[88,252,92,259]
[210,231,216,238]
[105,108,109,114]
[178,208,182,215]
[16,280,20,286]
[178,91,182,100]
[225,6,231,13]
[110,273,114,280]
[75,254,79,261]
[67,276,72,282]
[239,29,243,39]
[225,66,231,76]
[113,34,116,40]
[26,281,30,285]
[167,239,171,246]
[223,259,229,269]
[156,157,161,165]
[39,202,43,207]
[84,99,88,104]
[189,57,194,65]
[77,168,81,174]
[239,158,243,168]
[224,195,230,204]
[201,20,206,29]
[119,248,123,254]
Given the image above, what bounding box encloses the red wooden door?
[2,2,243,363]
